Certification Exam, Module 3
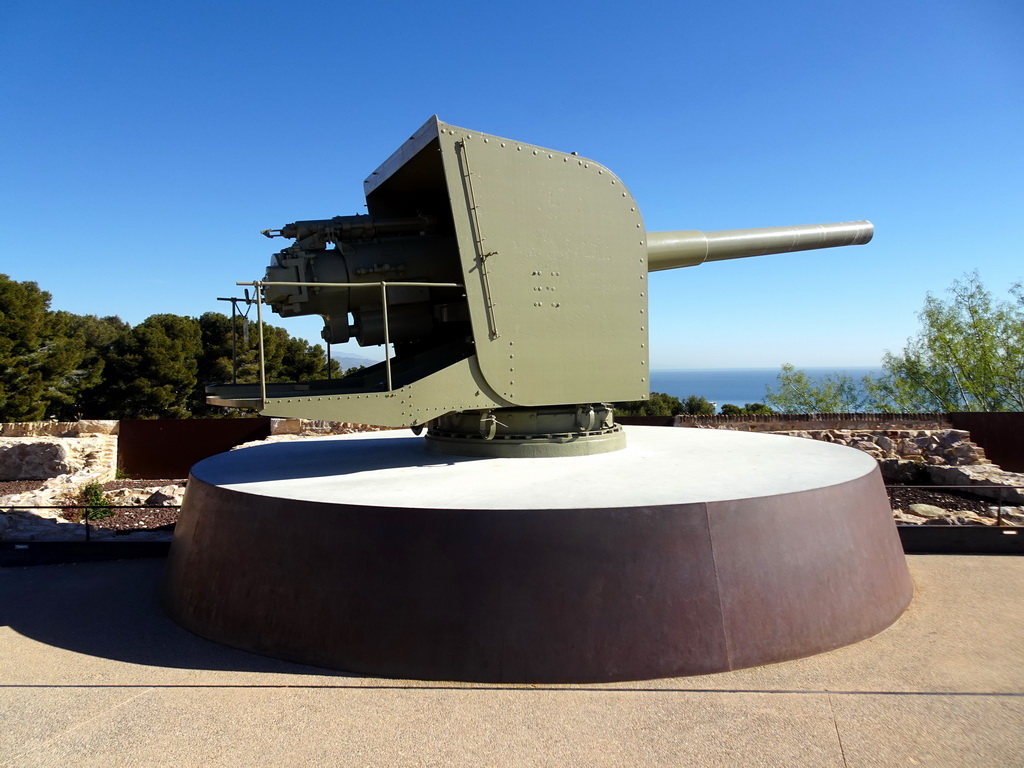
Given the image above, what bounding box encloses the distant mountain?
[332,353,380,371]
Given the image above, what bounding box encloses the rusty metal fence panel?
[117,419,272,479]
[950,412,1024,472]
[615,416,676,427]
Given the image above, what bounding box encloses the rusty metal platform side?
[164,467,912,682]
[707,467,913,672]
[117,418,272,479]
[164,476,730,683]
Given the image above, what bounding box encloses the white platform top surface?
[191,426,878,510]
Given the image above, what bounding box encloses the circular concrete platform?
[163,427,913,682]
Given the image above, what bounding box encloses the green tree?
[0,275,54,420]
[0,276,121,421]
[720,402,773,416]
[275,333,333,382]
[196,311,237,385]
[765,273,1024,413]
[98,314,203,418]
[682,394,716,415]
[1,273,345,420]
[192,311,249,415]
[764,364,873,414]
[612,391,685,416]
[874,273,1024,411]
[191,311,340,415]
[45,313,129,420]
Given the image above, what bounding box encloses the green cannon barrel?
[646,220,873,272]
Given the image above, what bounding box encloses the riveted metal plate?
[435,121,649,406]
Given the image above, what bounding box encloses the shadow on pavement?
[0,557,350,676]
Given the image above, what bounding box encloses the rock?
[893,514,923,525]
[878,459,930,484]
[940,429,971,443]
[951,511,994,526]
[874,435,895,453]
[105,489,144,505]
[926,464,1024,505]
[76,420,119,436]
[271,418,303,435]
[949,442,978,459]
[145,486,183,506]
[987,506,1024,524]
[895,438,921,457]
[908,503,948,518]
[0,436,116,483]
[0,439,74,480]
[850,441,880,455]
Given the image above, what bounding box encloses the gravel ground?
[76,505,180,531]
[0,479,1006,532]
[0,478,185,532]
[0,479,48,496]
[886,485,991,514]
[98,479,185,491]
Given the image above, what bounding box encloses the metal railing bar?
[1,505,183,544]
[232,279,466,400]
[884,485,1024,490]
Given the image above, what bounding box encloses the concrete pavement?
[2,555,1022,767]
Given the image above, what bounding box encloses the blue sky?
[2,0,1021,369]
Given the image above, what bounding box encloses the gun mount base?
[163,427,912,682]
[424,405,625,458]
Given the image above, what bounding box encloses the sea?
[649,368,880,410]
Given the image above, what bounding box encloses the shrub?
[70,481,113,521]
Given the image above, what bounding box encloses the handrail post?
[255,281,267,408]
[380,282,393,391]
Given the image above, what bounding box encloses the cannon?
[208,117,873,456]
[171,120,912,684]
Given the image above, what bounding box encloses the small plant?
[74,482,114,521]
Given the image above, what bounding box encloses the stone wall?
[0,420,118,437]
[0,433,121,541]
[675,413,951,432]
[269,419,394,435]
[769,428,986,466]
[0,419,387,484]
[0,436,117,482]
[723,425,1024,506]
[2,417,1020,506]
